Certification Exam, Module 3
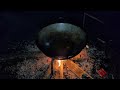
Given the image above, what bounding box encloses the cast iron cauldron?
[36,23,87,60]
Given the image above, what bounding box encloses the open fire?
[46,45,94,79]
[58,60,61,67]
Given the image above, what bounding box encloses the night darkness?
[0,11,120,79]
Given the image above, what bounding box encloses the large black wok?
[36,23,87,60]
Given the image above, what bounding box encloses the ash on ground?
[0,40,114,79]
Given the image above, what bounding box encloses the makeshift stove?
[43,45,93,79]
[35,23,91,79]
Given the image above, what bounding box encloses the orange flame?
[58,60,61,67]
